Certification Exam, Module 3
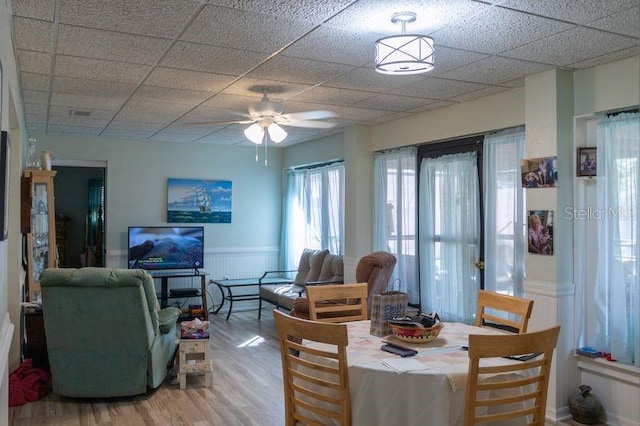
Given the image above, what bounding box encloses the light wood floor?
[10,309,285,425]
[10,307,579,425]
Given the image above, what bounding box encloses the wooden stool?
[178,338,212,389]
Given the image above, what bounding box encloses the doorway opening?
[52,160,106,268]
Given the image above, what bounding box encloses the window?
[578,112,639,366]
[282,162,345,269]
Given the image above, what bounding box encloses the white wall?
[34,133,284,255]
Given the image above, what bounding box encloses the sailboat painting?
[167,178,232,223]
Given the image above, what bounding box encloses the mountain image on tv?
[128,227,204,270]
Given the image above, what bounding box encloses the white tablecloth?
[303,320,527,426]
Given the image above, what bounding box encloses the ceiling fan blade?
[278,119,338,129]
[186,119,255,126]
[280,110,337,121]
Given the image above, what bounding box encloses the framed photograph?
[577,147,597,177]
[167,178,232,223]
[527,210,553,255]
[521,156,557,188]
[0,131,9,241]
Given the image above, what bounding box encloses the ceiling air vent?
[69,109,91,117]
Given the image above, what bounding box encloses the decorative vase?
[568,385,605,425]
[25,138,41,170]
[40,150,52,171]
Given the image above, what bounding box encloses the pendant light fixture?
[375,11,435,75]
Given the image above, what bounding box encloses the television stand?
[152,272,208,321]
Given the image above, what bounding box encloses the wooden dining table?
[302,320,529,426]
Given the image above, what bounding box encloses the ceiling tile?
[23,90,49,104]
[428,46,490,76]
[100,129,157,140]
[498,0,639,24]
[200,93,263,110]
[451,85,512,103]
[106,120,168,132]
[21,72,49,91]
[132,86,213,106]
[24,103,48,115]
[362,112,413,126]
[324,0,489,34]
[221,78,312,99]
[387,77,489,100]
[54,55,151,83]
[181,5,315,53]
[48,114,111,128]
[59,0,199,38]
[287,86,378,106]
[121,99,194,115]
[57,25,172,65]
[11,0,56,21]
[407,100,458,113]
[50,93,127,110]
[323,67,424,93]
[248,56,354,85]
[144,68,236,92]
[431,7,575,54]
[49,105,118,121]
[160,41,269,74]
[47,124,103,136]
[587,6,640,38]
[283,26,381,66]
[201,0,355,24]
[13,17,53,52]
[27,123,47,132]
[569,45,640,69]
[501,27,639,66]
[52,76,138,98]
[26,114,47,124]
[17,50,52,74]
[437,57,554,85]
[148,132,202,143]
[353,94,436,112]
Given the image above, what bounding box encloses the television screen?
[128,226,204,271]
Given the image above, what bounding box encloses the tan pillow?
[318,254,344,282]
[294,248,329,285]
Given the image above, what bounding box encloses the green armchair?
[40,267,181,397]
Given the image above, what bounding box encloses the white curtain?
[281,163,345,270]
[594,112,639,366]
[483,128,526,296]
[373,147,418,303]
[419,152,480,323]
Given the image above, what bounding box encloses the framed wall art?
[167,178,232,224]
[521,156,558,188]
[577,147,597,177]
[527,210,553,255]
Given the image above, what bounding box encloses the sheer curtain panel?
[373,147,418,303]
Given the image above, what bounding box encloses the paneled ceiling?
[9,0,640,147]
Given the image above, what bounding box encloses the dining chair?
[463,325,561,426]
[475,290,534,333]
[305,282,368,323]
[272,310,351,426]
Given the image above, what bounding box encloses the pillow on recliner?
[317,254,344,283]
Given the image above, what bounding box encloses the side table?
[178,338,212,389]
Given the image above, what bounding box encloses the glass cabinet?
[21,170,57,301]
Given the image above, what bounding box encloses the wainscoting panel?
[0,313,15,424]
[106,247,281,315]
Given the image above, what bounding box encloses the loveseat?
[258,248,343,319]
[40,267,181,397]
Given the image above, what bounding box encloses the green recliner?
[40,267,181,397]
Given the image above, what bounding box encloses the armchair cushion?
[317,253,344,283]
[294,248,329,286]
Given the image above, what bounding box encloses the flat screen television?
[127,226,204,272]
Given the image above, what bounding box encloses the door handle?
[474,260,485,270]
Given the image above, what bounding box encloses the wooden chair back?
[272,310,351,426]
[475,290,534,333]
[305,283,368,323]
[464,325,561,426]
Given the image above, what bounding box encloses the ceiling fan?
[189,89,338,145]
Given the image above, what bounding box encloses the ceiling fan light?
[244,123,264,144]
[267,123,287,143]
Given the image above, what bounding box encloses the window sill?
[575,354,640,387]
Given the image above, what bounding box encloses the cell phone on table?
[381,343,417,357]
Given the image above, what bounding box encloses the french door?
[418,137,484,323]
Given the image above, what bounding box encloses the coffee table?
[211,274,293,320]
